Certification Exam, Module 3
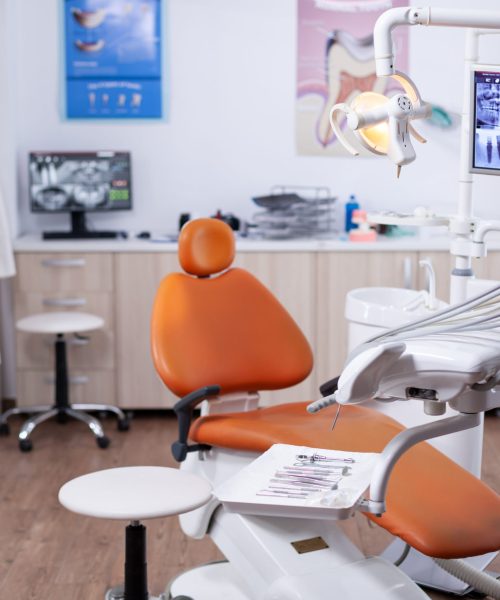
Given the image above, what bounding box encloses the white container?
[345,287,446,353]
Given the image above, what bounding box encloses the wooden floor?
[0,411,498,600]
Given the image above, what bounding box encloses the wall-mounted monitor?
[29,151,132,239]
[470,66,500,175]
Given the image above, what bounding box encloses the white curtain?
[0,189,15,279]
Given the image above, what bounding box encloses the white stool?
[0,311,129,452]
[59,466,213,600]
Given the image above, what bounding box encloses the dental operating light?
[329,7,500,177]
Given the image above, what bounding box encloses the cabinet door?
[316,251,418,383]
[115,253,180,409]
[234,252,317,406]
[417,251,451,303]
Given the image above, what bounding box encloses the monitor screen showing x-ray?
[471,68,500,175]
[29,151,132,212]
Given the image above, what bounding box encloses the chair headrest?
[179,218,235,276]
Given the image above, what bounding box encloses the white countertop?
[13,232,462,253]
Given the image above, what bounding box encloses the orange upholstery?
[190,402,500,559]
[178,218,235,277]
[151,268,313,398]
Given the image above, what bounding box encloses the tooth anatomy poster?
[63,0,165,119]
[297,0,408,155]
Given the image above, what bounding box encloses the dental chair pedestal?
[58,466,212,600]
[0,311,129,451]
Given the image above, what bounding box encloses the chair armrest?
[172,385,221,462]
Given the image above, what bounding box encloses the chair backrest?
[151,218,314,398]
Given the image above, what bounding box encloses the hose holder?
[171,384,221,462]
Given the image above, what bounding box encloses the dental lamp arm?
[362,412,481,515]
[473,220,500,244]
[374,7,500,77]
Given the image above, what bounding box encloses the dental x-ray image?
[29,152,132,212]
[472,70,500,172]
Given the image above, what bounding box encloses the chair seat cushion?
[190,402,500,559]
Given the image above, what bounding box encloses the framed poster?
[296,0,408,155]
[63,0,166,119]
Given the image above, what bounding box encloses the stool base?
[0,403,128,452]
[105,586,167,600]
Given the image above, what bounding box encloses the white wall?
[8,0,500,236]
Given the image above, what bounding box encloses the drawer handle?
[44,375,90,385]
[41,258,86,268]
[43,297,87,307]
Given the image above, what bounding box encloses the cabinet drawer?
[15,253,113,292]
[16,369,115,407]
[14,291,114,330]
[16,329,114,370]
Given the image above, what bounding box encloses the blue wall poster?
[64,0,165,119]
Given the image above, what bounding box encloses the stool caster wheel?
[172,596,194,600]
[19,439,33,452]
[117,418,129,432]
[97,436,110,449]
[0,423,10,436]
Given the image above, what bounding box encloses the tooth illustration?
[118,94,127,107]
[318,31,386,147]
[71,8,107,29]
[75,40,105,53]
[132,94,142,107]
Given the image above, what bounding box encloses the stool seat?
[16,311,104,334]
[59,466,212,520]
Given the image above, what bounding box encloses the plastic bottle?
[344,194,360,232]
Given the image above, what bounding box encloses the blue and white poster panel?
[63,0,166,119]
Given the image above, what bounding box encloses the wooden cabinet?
[16,246,500,410]
[315,251,418,380]
[14,253,116,407]
[114,253,180,409]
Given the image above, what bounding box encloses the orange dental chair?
[151,218,500,600]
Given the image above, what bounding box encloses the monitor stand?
[43,211,124,240]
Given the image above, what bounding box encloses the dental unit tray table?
[214,444,379,521]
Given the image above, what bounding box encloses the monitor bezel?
[469,64,500,176]
[28,150,133,213]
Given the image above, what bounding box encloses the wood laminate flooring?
[0,412,498,599]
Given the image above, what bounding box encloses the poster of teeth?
[63,0,165,119]
[297,0,408,155]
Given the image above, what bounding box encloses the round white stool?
[59,466,213,600]
[0,311,129,451]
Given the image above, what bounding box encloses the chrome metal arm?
[363,412,481,515]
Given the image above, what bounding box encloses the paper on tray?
[214,444,379,519]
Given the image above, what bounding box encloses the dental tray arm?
[171,385,221,462]
[361,412,481,515]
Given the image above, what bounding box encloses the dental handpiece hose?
[307,392,338,414]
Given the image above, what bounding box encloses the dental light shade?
[329,72,430,177]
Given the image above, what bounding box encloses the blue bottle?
[345,194,360,232]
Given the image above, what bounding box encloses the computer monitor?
[29,151,132,239]
[470,66,500,175]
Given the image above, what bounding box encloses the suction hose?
[433,558,500,599]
